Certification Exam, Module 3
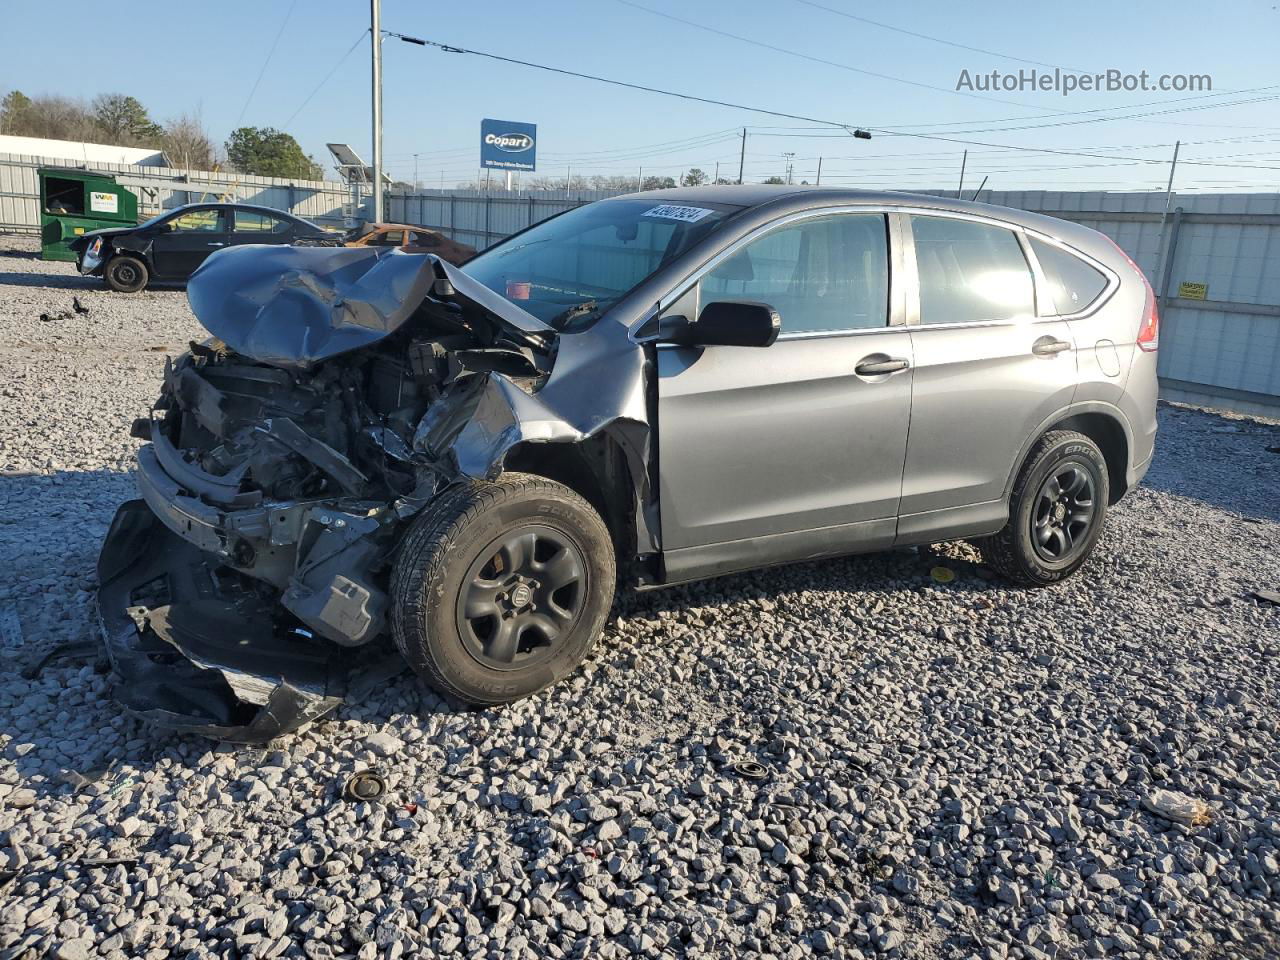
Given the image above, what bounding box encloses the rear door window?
[698,213,889,334]
[234,210,287,233]
[910,215,1035,324]
[1029,237,1109,314]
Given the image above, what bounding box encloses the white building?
[0,134,166,166]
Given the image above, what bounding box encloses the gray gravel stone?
[1,236,1279,959]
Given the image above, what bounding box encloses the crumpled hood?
[186,244,553,370]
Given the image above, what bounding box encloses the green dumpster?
[37,167,138,262]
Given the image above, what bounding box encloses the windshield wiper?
[551,300,602,328]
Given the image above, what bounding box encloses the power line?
[612,0,1280,133]
[238,0,298,128]
[389,32,1279,173]
[613,0,1062,113]
[389,33,873,135]
[283,30,369,128]
[792,0,1091,73]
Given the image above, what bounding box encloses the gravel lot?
[1,233,1278,960]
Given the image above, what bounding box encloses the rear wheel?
[391,473,615,705]
[977,430,1108,586]
[104,255,148,293]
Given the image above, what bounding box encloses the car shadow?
[1140,403,1280,524]
[0,269,101,290]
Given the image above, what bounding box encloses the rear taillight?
[1102,234,1158,353]
[1137,293,1159,352]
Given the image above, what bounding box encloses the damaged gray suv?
[98,186,1159,741]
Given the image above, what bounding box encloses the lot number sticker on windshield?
[641,204,714,223]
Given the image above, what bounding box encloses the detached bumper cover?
[97,500,400,742]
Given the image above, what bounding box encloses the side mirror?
[667,300,780,348]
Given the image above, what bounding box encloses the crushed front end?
[97,245,562,741]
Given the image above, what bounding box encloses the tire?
[104,255,148,293]
[976,430,1109,587]
[391,472,616,705]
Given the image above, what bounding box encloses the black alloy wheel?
[455,525,586,671]
[1030,462,1097,562]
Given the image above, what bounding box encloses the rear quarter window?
[1030,237,1109,314]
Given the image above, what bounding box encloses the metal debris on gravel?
[1,234,1279,958]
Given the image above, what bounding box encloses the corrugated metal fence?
[0,152,357,231]
[389,187,1280,417]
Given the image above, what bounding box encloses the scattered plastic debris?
[72,296,89,315]
[730,760,769,781]
[1251,589,1280,606]
[342,770,386,802]
[20,639,99,680]
[1142,789,1211,826]
[931,566,957,584]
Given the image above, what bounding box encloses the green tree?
[681,167,708,186]
[0,90,33,134]
[225,126,322,179]
[641,175,676,190]
[763,176,786,184]
[93,94,162,144]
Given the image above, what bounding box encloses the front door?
[151,207,229,279]
[656,211,913,572]
[898,213,1078,537]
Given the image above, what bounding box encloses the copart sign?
[481,118,537,172]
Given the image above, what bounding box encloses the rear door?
[898,212,1077,539]
[231,209,294,246]
[151,207,229,278]
[656,210,913,562]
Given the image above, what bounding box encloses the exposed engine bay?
[97,244,652,741]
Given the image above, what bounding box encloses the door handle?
[854,355,910,376]
[206,241,226,247]
[1032,336,1071,357]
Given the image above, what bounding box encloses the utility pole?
[439,170,444,191]
[637,166,643,191]
[566,165,572,197]
[413,153,419,190]
[1155,140,1182,292]
[783,152,795,185]
[816,157,823,186]
[1161,140,1182,219]
[737,127,746,184]
[370,0,384,220]
[714,161,719,184]
[956,149,967,200]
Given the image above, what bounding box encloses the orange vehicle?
[345,222,476,265]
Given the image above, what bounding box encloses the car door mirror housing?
[675,300,781,348]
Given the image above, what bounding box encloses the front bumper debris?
[97,500,402,742]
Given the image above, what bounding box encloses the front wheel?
[976,430,1109,586]
[104,255,148,293]
[391,473,616,705]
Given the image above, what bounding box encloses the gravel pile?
[1,234,1278,959]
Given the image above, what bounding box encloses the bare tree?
[160,111,215,170]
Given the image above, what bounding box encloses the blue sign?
[481,118,537,172]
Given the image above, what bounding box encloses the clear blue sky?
[3,0,1279,192]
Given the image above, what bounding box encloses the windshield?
[461,198,741,331]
